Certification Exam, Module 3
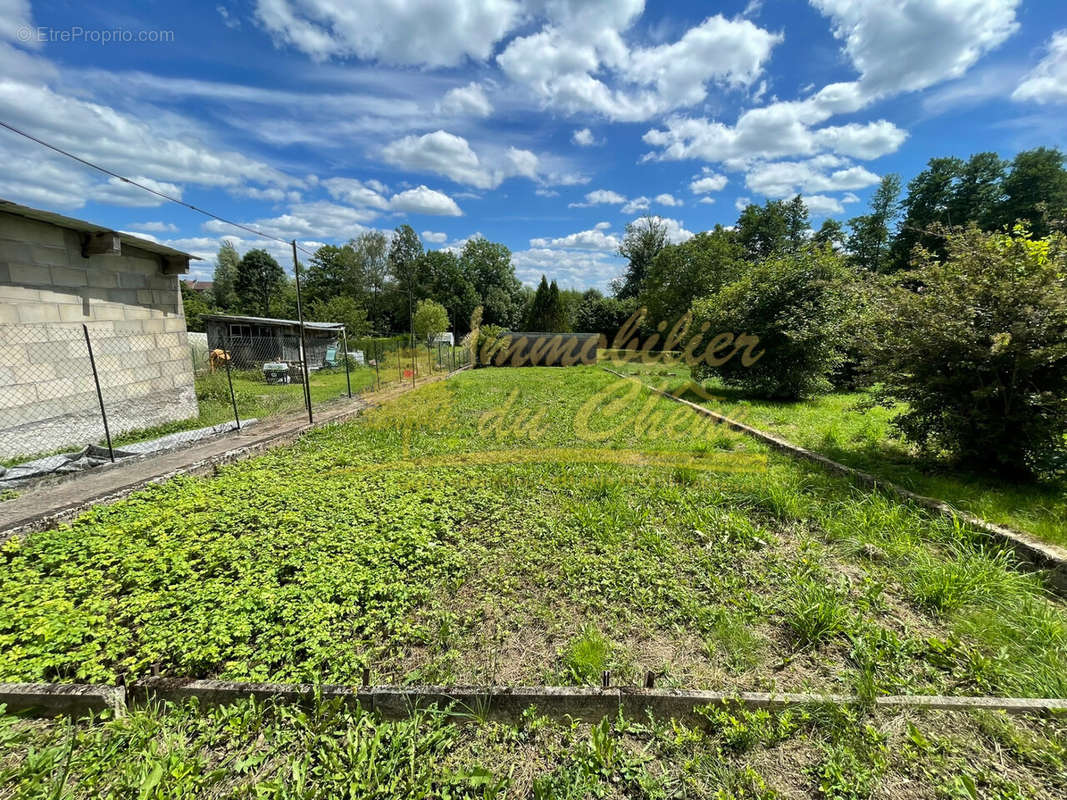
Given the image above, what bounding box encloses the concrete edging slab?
[4,679,1066,720]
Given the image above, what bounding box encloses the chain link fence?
[1,322,469,486]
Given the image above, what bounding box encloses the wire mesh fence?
[1,322,468,485]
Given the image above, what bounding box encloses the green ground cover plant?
[0,366,1064,706]
[610,355,1067,548]
[0,697,1064,798]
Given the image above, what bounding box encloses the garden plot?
[1,367,1065,700]
[2,366,1067,796]
[2,369,1067,699]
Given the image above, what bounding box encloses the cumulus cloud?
[1013,30,1067,104]
[621,196,650,214]
[745,156,880,197]
[438,81,493,117]
[654,193,682,206]
[801,194,844,215]
[323,176,462,215]
[569,189,627,207]
[512,248,623,291]
[530,228,621,251]
[254,0,522,67]
[690,169,728,194]
[572,128,598,146]
[381,129,541,189]
[641,2,1014,187]
[631,215,694,244]
[421,230,448,244]
[811,0,1020,97]
[389,185,463,216]
[643,111,906,166]
[497,11,781,122]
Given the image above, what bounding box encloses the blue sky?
[1,0,1066,290]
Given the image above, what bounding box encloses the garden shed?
[202,314,344,369]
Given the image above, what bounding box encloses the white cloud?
[654,193,682,206]
[512,247,623,291]
[381,129,541,189]
[811,121,908,159]
[204,200,378,242]
[421,230,448,244]
[572,128,597,146]
[745,156,880,198]
[0,76,296,211]
[644,111,906,166]
[530,228,620,251]
[127,221,180,233]
[621,196,650,214]
[698,197,716,205]
[690,170,728,194]
[389,185,463,216]
[1,0,34,44]
[735,196,751,211]
[497,11,782,122]
[255,0,522,67]
[322,177,391,209]
[628,215,694,244]
[569,189,627,207]
[643,3,1014,170]
[1013,30,1067,104]
[811,0,1020,97]
[801,194,844,215]
[438,82,493,117]
[594,221,611,230]
[91,176,183,207]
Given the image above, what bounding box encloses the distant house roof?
[201,313,344,331]
[0,198,198,274]
[183,279,214,292]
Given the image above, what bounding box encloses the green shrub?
[870,225,1067,478]
[473,324,510,366]
[689,247,849,399]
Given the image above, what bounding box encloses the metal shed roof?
[0,198,199,270]
[201,313,344,331]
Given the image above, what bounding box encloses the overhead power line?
[0,119,317,258]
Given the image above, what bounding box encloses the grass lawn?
[1,365,1066,796]
[605,355,1067,549]
[2,695,1065,798]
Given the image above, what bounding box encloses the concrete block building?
[0,199,200,460]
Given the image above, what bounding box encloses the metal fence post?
[82,324,114,462]
[373,337,380,392]
[291,240,313,423]
[341,327,352,399]
[222,329,240,430]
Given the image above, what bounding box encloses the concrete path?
[0,377,432,539]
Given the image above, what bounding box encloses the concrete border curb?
[0,683,125,716]
[603,368,1067,595]
[4,679,1067,720]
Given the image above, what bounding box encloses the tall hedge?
[689,247,849,400]
[871,226,1067,478]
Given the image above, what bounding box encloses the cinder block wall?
[0,212,198,459]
